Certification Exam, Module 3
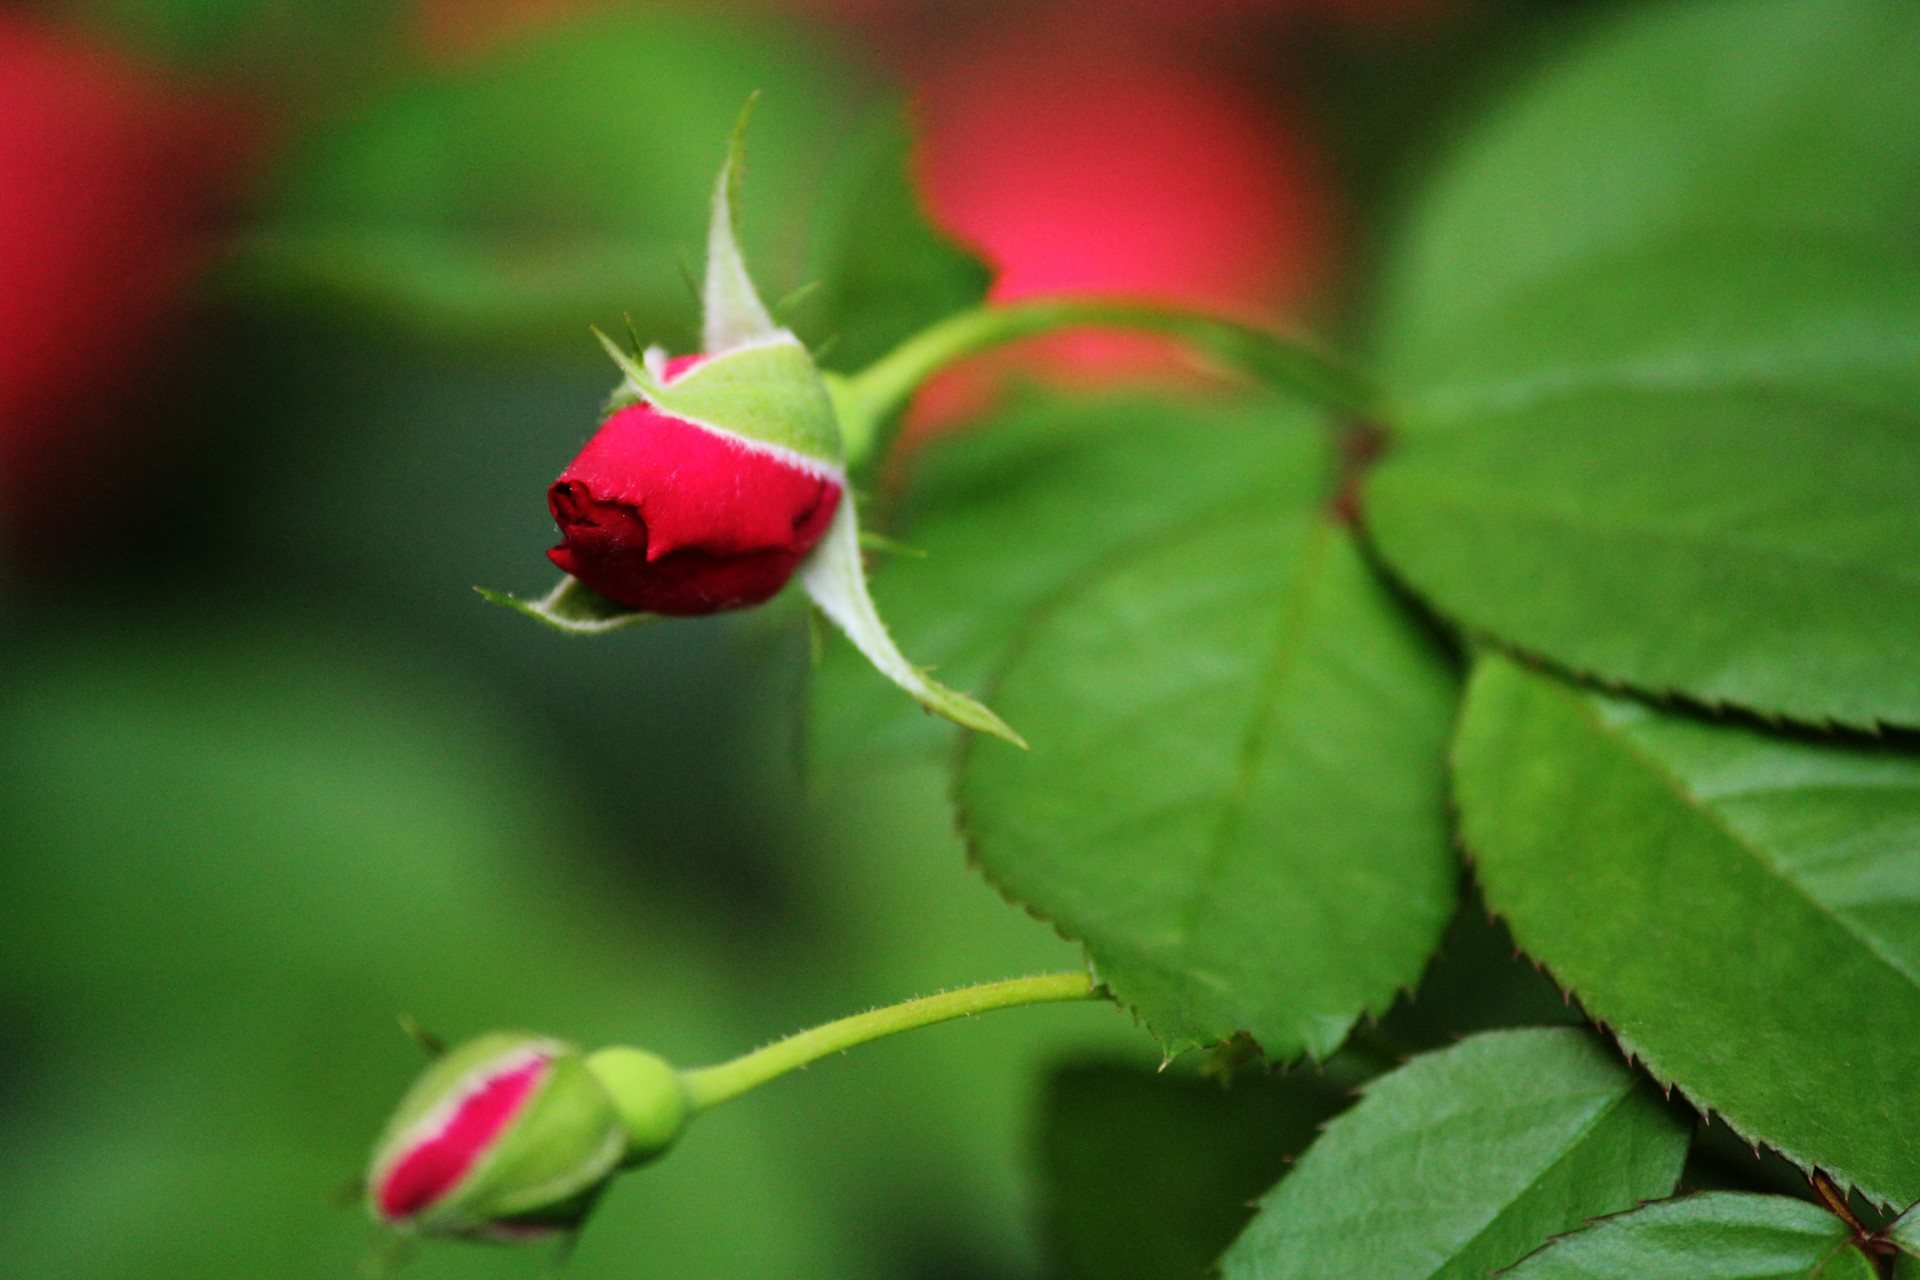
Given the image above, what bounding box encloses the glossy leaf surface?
[961,510,1456,1056]
[1501,1193,1874,1280]
[1392,232,1920,429]
[808,393,1334,774]
[1375,0,1920,374]
[1218,1028,1688,1280]
[810,392,1455,1055]
[1455,655,1920,1205]
[1367,381,1920,729]
[1367,0,1920,732]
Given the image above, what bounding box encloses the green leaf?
[808,393,1336,775]
[1392,231,1920,429]
[1375,894,1585,1053]
[1454,654,1920,1207]
[959,507,1457,1057]
[1218,1028,1690,1280]
[1037,1063,1349,1280]
[795,104,992,374]
[232,13,855,347]
[1366,383,1920,730]
[1891,1202,1920,1259]
[1500,1193,1874,1280]
[1375,0,1920,375]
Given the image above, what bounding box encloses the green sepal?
[593,325,665,402]
[476,578,660,635]
[703,94,780,354]
[641,337,844,466]
[588,108,847,467]
[799,500,1024,746]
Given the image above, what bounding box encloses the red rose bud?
[367,1032,665,1240]
[501,103,1019,743]
[548,353,844,615]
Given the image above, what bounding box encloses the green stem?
[832,299,1377,467]
[678,972,1100,1112]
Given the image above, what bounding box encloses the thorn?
[539,1230,583,1280]
[773,278,823,317]
[675,249,702,307]
[398,1014,446,1058]
[360,1230,415,1279]
[592,326,662,395]
[858,530,928,559]
[1810,1170,1868,1238]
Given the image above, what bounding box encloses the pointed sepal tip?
[799,502,1025,747]
[477,578,659,636]
[702,93,780,355]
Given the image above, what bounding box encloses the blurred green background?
[0,1,1602,1275]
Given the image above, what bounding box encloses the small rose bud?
[366,1033,631,1240]
[547,352,845,615]
[494,101,1018,743]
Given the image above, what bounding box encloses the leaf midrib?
[1429,1082,1648,1280]
[1165,518,1337,1023]
[1557,675,1920,998]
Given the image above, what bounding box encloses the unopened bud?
[365,1033,628,1240]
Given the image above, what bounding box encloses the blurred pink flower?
[0,16,257,549]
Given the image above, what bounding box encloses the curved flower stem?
[678,972,1100,1113]
[832,299,1377,468]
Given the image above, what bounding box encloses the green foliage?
[1893,1204,1920,1259]
[1366,0,1920,729]
[1387,230,1920,430]
[795,105,993,374]
[1037,1063,1349,1280]
[1367,378,1920,729]
[233,13,858,348]
[1219,1029,1690,1280]
[811,390,1454,1055]
[1373,896,1584,1052]
[70,0,393,68]
[1374,0,1920,374]
[1500,1193,1875,1280]
[961,509,1456,1056]
[819,0,1920,1257]
[0,623,860,1279]
[1453,654,1920,1207]
[30,0,1920,1268]
[809,393,1337,772]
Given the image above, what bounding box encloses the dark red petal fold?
[547,399,841,616]
[377,1056,548,1221]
